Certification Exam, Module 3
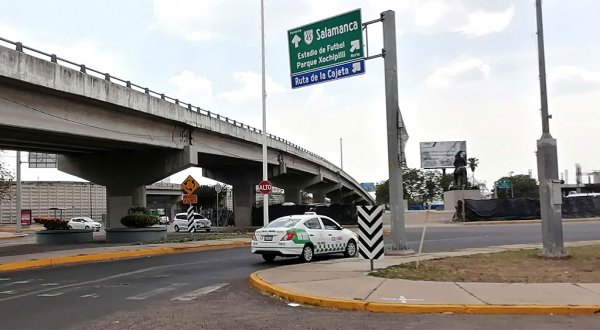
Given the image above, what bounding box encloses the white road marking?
[80,293,99,298]
[381,296,424,304]
[12,280,32,284]
[171,283,229,301]
[38,292,63,297]
[0,290,17,295]
[126,283,188,300]
[0,278,11,281]
[42,283,60,286]
[0,256,249,302]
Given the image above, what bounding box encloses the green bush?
[120,207,158,228]
[33,216,69,230]
[128,206,149,215]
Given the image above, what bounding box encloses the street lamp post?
[535,0,566,258]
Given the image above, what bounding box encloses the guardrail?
[0,37,373,202]
[0,37,339,166]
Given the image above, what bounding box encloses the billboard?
[420,141,467,169]
[28,153,57,168]
[360,183,376,192]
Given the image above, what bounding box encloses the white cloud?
[457,5,515,36]
[150,0,257,42]
[426,58,491,88]
[414,1,451,27]
[548,65,600,95]
[218,71,284,102]
[387,0,516,36]
[167,70,214,100]
[0,22,131,78]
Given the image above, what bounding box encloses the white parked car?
[158,215,170,224]
[173,213,212,232]
[68,217,102,231]
[251,212,358,262]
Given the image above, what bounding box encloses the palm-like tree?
[468,157,479,185]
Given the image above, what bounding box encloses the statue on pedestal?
[453,151,468,189]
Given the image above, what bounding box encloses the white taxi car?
[251,212,358,262]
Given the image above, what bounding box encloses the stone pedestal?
[443,190,481,211]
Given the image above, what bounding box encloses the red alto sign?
[258,180,272,194]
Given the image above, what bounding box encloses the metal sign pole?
[216,189,219,233]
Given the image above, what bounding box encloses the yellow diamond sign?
[180,175,200,195]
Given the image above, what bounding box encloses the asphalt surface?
[393,220,600,252]
[0,247,271,329]
[1,221,600,329]
[78,281,599,330]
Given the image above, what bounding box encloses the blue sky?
[1,0,599,189]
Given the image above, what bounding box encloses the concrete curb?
[249,273,600,315]
[462,218,600,225]
[0,234,28,240]
[0,241,250,272]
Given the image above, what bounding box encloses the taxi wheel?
[262,254,276,263]
[300,244,314,263]
[344,240,357,257]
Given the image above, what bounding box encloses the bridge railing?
[0,37,372,200]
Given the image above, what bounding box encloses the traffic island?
[249,241,600,315]
[36,229,94,245]
[105,227,167,243]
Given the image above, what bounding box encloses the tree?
[495,174,538,198]
[0,152,14,202]
[440,173,454,192]
[375,167,443,206]
[375,180,389,205]
[301,192,312,204]
[468,157,479,184]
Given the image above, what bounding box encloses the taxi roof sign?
[180,175,200,195]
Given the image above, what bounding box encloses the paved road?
[1,221,599,329]
[0,248,272,329]
[395,221,600,252]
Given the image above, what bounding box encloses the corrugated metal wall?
[0,182,107,224]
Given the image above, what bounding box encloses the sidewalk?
[250,241,600,315]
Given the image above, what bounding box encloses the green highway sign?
[498,179,512,189]
[288,9,364,88]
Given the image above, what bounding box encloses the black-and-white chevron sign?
[358,205,384,260]
[187,205,195,233]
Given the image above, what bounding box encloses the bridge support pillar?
[232,182,254,228]
[106,185,146,229]
[281,187,301,205]
[312,190,326,204]
[329,194,342,204]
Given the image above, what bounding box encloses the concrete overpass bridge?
[0,38,374,228]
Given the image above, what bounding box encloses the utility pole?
[382,10,410,252]
[16,151,22,234]
[535,0,566,258]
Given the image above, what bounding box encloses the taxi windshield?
[265,217,301,228]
